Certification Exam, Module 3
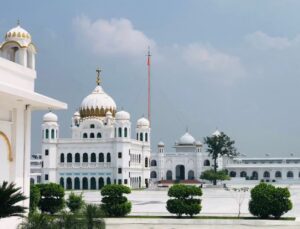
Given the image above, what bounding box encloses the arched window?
[97,133,102,138]
[75,153,80,163]
[83,153,88,162]
[138,154,141,163]
[106,177,111,185]
[60,153,64,163]
[145,133,148,142]
[118,127,122,137]
[99,177,104,189]
[107,153,111,162]
[140,133,143,141]
[204,160,210,166]
[229,171,236,177]
[124,128,128,137]
[59,177,64,188]
[252,171,258,180]
[188,170,195,180]
[275,171,282,178]
[151,160,157,166]
[263,171,270,178]
[99,153,104,162]
[74,177,80,190]
[67,153,72,163]
[83,133,87,139]
[66,177,72,190]
[145,157,149,167]
[150,171,157,178]
[51,129,55,139]
[240,171,247,178]
[90,124,95,129]
[166,170,172,180]
[118,152,122,159]
[90,177,96,190]
[287,171,294,178]
[136,133,138,140]
[91,153,96,162]
[82,177,88,190]
[45,129,49,139]
[90,133,95,138]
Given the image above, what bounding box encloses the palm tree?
[0,181,27,218]
[83,204,105,229]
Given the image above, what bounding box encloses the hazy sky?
[2,0,300,157]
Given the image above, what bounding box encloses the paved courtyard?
[77,184,300,218]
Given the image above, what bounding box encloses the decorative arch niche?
[0,131,13,161]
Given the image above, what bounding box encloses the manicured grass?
[125,215,296,221]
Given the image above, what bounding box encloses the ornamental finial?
[96,67,101,86]
[17,19,20,26]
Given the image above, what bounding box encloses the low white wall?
[0,217,22,229]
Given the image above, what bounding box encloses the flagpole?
[147,47,151,126]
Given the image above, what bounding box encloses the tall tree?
[204,131,238,185]
[0,181,27,218]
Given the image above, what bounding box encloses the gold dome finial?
[96,67,101,86]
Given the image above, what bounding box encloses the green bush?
[249,183,292,219]
[101,184,131,217]
[29,185,40,213]
[37,183,65,214]
[200,169,230,183]
[166,184,202,217]
[67,192,84,213]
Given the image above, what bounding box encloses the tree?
[200,169,230,184]
[37,183,65,214]
[249,183,292,219]
[66,192,84,213]
[204,131,238,185]
[224,186,249,218]
[101,184,131,217]
[29,185,40,213]
[0,181,27,218]
[166,184,202,218]
[83,204,106,229]
[18,212,56,229]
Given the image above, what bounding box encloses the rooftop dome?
[43,112,58,122]
[195,140,202,146]
[73,111,80,117]
[4,24,32,48]
[115,110,130,120]
[137,117,150,128]
[178,132,195,145]
[158,141,165,147]
[80,85,117,118]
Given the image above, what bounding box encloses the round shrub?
[66,192,84,213]
[101,184,131,217]
[249,183,292,219]
[166,184,202,217]
[37,183,65,214]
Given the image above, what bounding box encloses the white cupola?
[115,110,131,139]
[136,117,150,143]
[0,22,36,69]
[42,112,59,141]
[158,141,165,153]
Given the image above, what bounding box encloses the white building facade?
[0,23,66,227]
[150,131,223,183]
[41,72,151,190]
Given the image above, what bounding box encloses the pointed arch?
[0,131,13,161]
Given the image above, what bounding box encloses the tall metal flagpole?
[147,47,151,126]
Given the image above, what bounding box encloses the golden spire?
[96,67,101,86]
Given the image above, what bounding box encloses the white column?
[23,105,31,208]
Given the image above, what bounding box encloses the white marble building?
[0,23,66,227]
[150,130,223,182]
[41,71,151,190]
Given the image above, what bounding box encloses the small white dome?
[158,141,165,147]
[43,112,58,122]
[137,117,150,128]
[73,111,80,117]
[106,111,112,116]
[115,110,130,120]
[195,140,202,146]
[212,130,221,137]
[178,132,195,145]
[5,25,32,47]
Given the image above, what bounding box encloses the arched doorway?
[90,177,96,190]
[66,177,72,190]
[166,170,172,180]
[176,165,185,180]
[99,177,104,189]
[59,177,64,188]
[82,177,88,190]
[74,177,80,190]
[252,171,258,180]
[188,170,195,180]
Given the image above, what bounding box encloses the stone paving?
[79,184,300,218]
